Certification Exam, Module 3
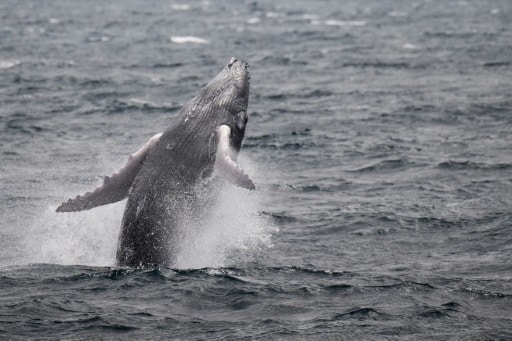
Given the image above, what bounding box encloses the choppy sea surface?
[1,0,512,339]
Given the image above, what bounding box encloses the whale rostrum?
[57,57,254,267]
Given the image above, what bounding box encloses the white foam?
[388,11,408,17]
[312,20,366,27]
[172,4,191,11]
[247,17,261,25]
[266,12,283,18]
[0,60,20,69]
[302,14,320,20]
[170,36,209,44]
[403,43,420,50]
[129,98,153,105]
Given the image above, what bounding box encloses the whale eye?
[235,114,247,131]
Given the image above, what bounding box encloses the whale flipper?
[56,133,162,212]
[214,125,255,190]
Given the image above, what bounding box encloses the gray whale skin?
[56,58,254,267]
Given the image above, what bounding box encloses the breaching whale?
[56,57,254,267]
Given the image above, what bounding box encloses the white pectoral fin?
[56,133,163,212]
[214,125,255,190]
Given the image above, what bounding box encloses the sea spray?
[9,145,129,268]
[173,180,276,269]
[172,155,277,269]
[13,156,276,269]
[21,202,123,267]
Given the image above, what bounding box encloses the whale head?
[207,57,250,114]
[190,57,250,152]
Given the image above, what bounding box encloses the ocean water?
[1,0,512,339]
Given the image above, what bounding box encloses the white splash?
[173,187,275,269]
[170,36,209,44]
[11,157,275,269]
[174,159,276,269]
[20,202,123,267]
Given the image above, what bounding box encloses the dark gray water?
[1,0,512,339]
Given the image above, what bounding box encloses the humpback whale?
[57,57,254,267]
